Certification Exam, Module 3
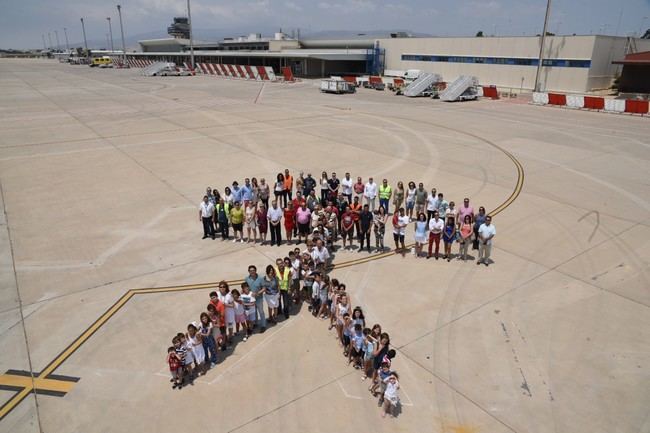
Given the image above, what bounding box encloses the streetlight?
[42,34,47,51]
[534,0,552,92]
[63,27,70,51]
[106,17,114,52]
[187,0,195,69]
[106,34,110,51]
[80,18,89,56]
[117,5,127,66]
[54,30,60,51]
[48,32,53,50]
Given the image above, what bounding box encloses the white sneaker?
[232,239,237,243]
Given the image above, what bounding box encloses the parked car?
[155,66,191,76]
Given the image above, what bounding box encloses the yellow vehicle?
[90,57,112,68]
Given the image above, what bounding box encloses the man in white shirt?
[267,200,283,246]
[427,211,444,259]
[426,188,438,222]
[310,239,330,269]
[199,195,215,239]
[364,177,378,212]
[341,172,353,204]
[477,216,496,266]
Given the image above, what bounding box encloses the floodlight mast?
[534,0,552,92]
[117,5,127,66]
[80,18,89,56]
[187,0,195,69]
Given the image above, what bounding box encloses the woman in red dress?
[283,201,296,244]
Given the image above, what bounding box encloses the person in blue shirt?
[231,181,244,204]
[244,265,267,333]
[241,178,253,206]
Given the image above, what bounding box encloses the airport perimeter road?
[0,59,649,433]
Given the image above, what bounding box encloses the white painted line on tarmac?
[398,386,414,407]
[337,379,363,400]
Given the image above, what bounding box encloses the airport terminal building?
[131,33,650,93]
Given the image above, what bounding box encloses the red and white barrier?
[533,92,649,115]
[128,59,282,81]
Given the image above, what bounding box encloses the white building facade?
[378,36,650,93]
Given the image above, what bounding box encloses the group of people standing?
[198,170,496,265]
[166,230,402,417]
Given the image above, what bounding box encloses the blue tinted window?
[399,54,590,68]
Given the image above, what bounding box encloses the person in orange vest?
[284,169,294,203]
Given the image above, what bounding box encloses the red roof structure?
[612,51,650,65]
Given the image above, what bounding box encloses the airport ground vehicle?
[90,57,112,67]
[320,79,356,94]
[439,76,479,101]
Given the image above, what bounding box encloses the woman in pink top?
[295,203,312,244]
[458,214,473,261]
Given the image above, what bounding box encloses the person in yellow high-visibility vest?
[275,258,292,319]
[379,179,393,215]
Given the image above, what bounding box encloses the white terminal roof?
[131,49,369,61]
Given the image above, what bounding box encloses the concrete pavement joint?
[0,180,44,431]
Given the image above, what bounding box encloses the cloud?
[318,0,375,12]
[284,1,303,11]
[458,0,502,17]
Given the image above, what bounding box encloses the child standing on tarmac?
[240,282,256,341]
[348,323,365,369]
[381,372,400,418]
[231,289,249,339]
[167,345,183,389]
[178,333,194,384]
[362,328,376,380]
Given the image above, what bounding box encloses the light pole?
[639,16,648,37]
[63,27,70,51]
[534,0,552,92]
[48,32,53,50]
[107,17,114,52]
[117,5,127,66]
[54,30,60,51]
[80,18,89,56]
[106,34,110,51]
[187,0,195,69]
[42,34,47,51]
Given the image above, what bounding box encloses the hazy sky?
[1,0,649,49]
